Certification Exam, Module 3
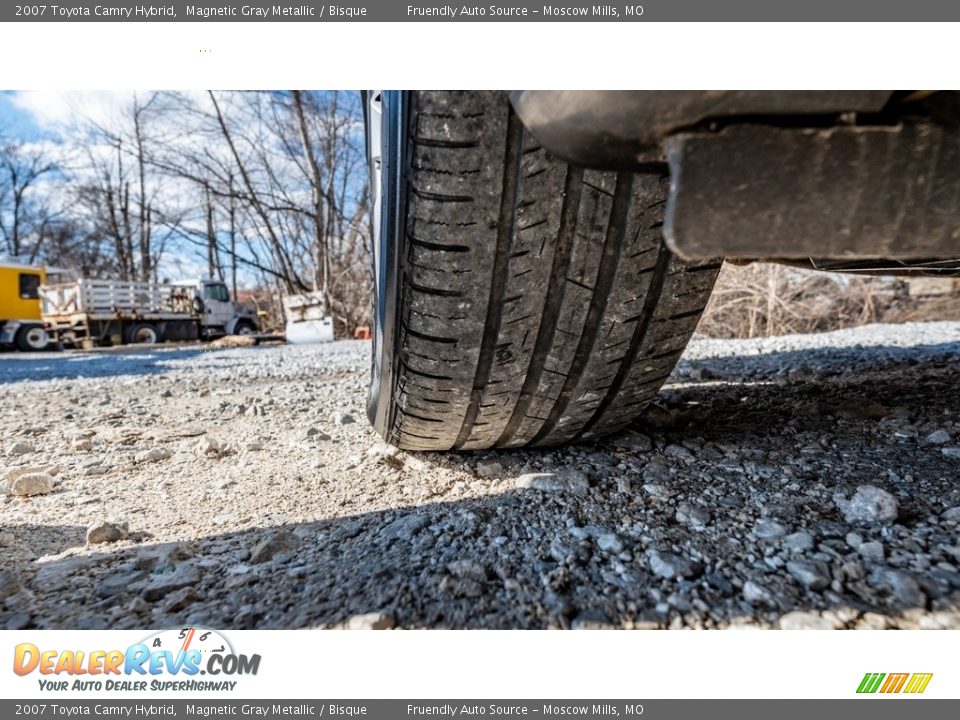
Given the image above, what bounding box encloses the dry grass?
[697,262,960,339]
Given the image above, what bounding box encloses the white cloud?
[12,91,129,134]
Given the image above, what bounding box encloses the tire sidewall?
[15,325,49,352]
[366,91,408,438]
[126,324,160,345]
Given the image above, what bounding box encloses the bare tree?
[0,138,57,258]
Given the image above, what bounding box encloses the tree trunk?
[292,90,329,305]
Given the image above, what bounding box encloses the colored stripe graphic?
[857,672,933,694]
[857,673,885,693]
[904,673,934,694]
[881,673,909,693]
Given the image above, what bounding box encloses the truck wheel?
[125,323,160,345]
[233,321,256,336]
[366,91,721,451]
[14,324,50,352]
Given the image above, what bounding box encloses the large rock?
[87,519,129,544]
[9,472,54,497]
[837,486,899,525]
[648,550,702,580]
[249,530,301,563]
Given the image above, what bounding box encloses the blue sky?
[0,92,44,139]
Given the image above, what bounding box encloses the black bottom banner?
[3,700,956,720]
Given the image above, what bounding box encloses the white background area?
[0,22,957,90]
[2,628,954,699]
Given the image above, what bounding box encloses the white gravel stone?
[135,448,172,464]
[367,442,404,468]
[858,541,885,563]
[347,612,395,630]
[515,470,589,496]
[778,611,836,630]
[664,444,695,462]
[642,483,671,498]
[475,461,504,479]
[942,507,960,523]
[924,429,952,445]
[9,472,54,497]
[845,532,863,549]
[782,531,814,552]
[753,519,787,539]
[595,532,624,553]
[786,560,829,591]
[742,580,775,606]
[676,503,711,529]
[648,550,701,579]
[195,437,224,457]
[249,530,301,563]
[7,441,34,456]
[86,519,129,544]
[837,485,899,525]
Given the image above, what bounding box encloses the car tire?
[125,323,161,345]
[14,324,50,352]
[367,90,721,451]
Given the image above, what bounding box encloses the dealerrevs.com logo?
[13,627,260,692]
[856,673,933,695]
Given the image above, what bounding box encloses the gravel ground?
[2,321,960,630]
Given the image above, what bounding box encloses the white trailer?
[40,277,260,348]
[282,291,334,344]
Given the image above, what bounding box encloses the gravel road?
[2,322,960,630]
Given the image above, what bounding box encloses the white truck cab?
[174,278,259,337]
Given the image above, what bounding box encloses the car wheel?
[125,323,160,345]
[367,91,721,450]
[14,324,50,352]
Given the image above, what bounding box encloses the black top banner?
[4,0,960,22]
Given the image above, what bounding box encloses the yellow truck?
[0,259,51,351]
